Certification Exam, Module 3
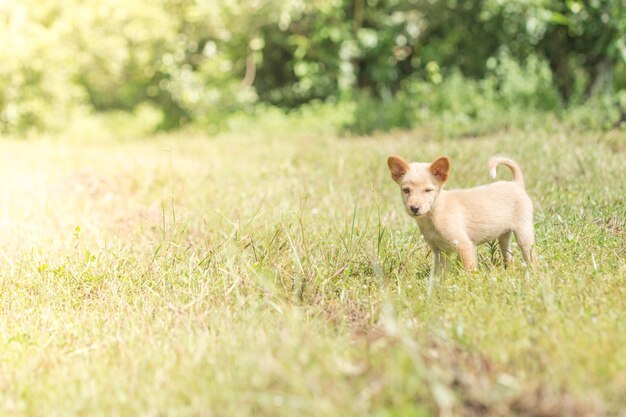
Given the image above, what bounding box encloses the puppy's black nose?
[410,205,420,214]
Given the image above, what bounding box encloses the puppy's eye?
[425,188,434,193]
[402,188,410,194]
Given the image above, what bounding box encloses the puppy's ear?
[387,155,410,184]
[430,157,450,183]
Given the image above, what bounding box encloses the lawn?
[0,127,624,416]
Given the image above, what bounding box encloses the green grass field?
[0,127,624,416]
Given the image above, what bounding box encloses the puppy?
[387,155,535,274]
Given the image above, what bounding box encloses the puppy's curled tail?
[488,156,525,189]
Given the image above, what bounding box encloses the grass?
[0,125,624,416]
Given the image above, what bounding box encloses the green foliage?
[0,0,624,134]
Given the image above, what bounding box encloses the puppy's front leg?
[439,253,450,276]
[431,246,444,277]
[456,240,477,272]
[427,246,443,298]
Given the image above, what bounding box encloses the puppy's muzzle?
[409,205,421,215]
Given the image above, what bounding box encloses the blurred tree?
[538,0,626,101]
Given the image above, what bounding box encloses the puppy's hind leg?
[498,231,513,268]
[514,226,536,265]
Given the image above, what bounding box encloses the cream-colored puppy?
[387,155,535,274]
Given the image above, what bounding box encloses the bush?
[563,93,626,131]
[345,91,414,136]
[393,54,562,138]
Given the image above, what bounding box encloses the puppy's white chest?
[416,219,455,252]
